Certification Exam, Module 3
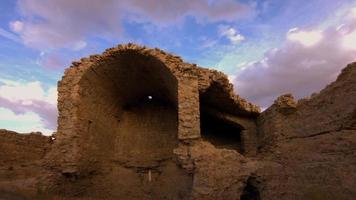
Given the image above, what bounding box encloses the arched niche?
[78,50,178,166]
[72,50,192,198]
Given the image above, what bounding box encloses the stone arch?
[50,45,193,198]
[51,45,184,170]
[77,49,178,167]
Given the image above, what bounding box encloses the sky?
[0,0,356,135]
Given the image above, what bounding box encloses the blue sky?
[0,0,356,135]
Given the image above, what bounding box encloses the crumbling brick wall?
[254,62,356,200]
[1,44,354,200]
[42,44,259,199]
[0,129,51,198]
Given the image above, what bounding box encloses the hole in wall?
[200,112,243,152]
[240,177,261,200]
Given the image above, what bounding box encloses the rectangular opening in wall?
[200,111,243,152]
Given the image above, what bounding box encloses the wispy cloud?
[0,28,21,43]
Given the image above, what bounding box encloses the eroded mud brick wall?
[197,67,260,155]
[177,73,201,139]
[48,44,259,171]
[43,44,259,199]
[0,130,51,198]
[0,130,50,164]
[254,62,356,200]
[1,44,355,200]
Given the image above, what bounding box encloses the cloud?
[12,0,124,50]
[126,0,251,24]
[219,25,245,44]
[72,40,87,51]
[0,107,53,135]
[37,51,67,69]
[342,29,356,50]
[11,0,252,50]
[287,28,323,46]
[234,8,356,108]
[0,28,21,43]
[0,79,57,133]
[350,7,356,18]
[9,20,24,33]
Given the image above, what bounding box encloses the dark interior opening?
[240,177,261,200]
[200,111,243,152]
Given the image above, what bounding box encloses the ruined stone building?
[0,44,355,200]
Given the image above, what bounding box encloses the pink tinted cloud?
[16,0,123,49]
[39,52,66,69]
[234,19,356,108]
[13,0,252,50]
[0,97,57,130]
[126,0,251,24]
[0,81,58,130]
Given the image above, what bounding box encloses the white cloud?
[219,25,245,44]
[233,8,356,108]
[12,0,252,50]
[350,7,356,19]
[0,81,45,103]
[0,107,40,121]
[342,30,356,50]
[72,40,87,51]
[0,107,53,135]
[0,79,57,132]
[9,20,24,33]
[287,28,323,46]
[46,87,58,105]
